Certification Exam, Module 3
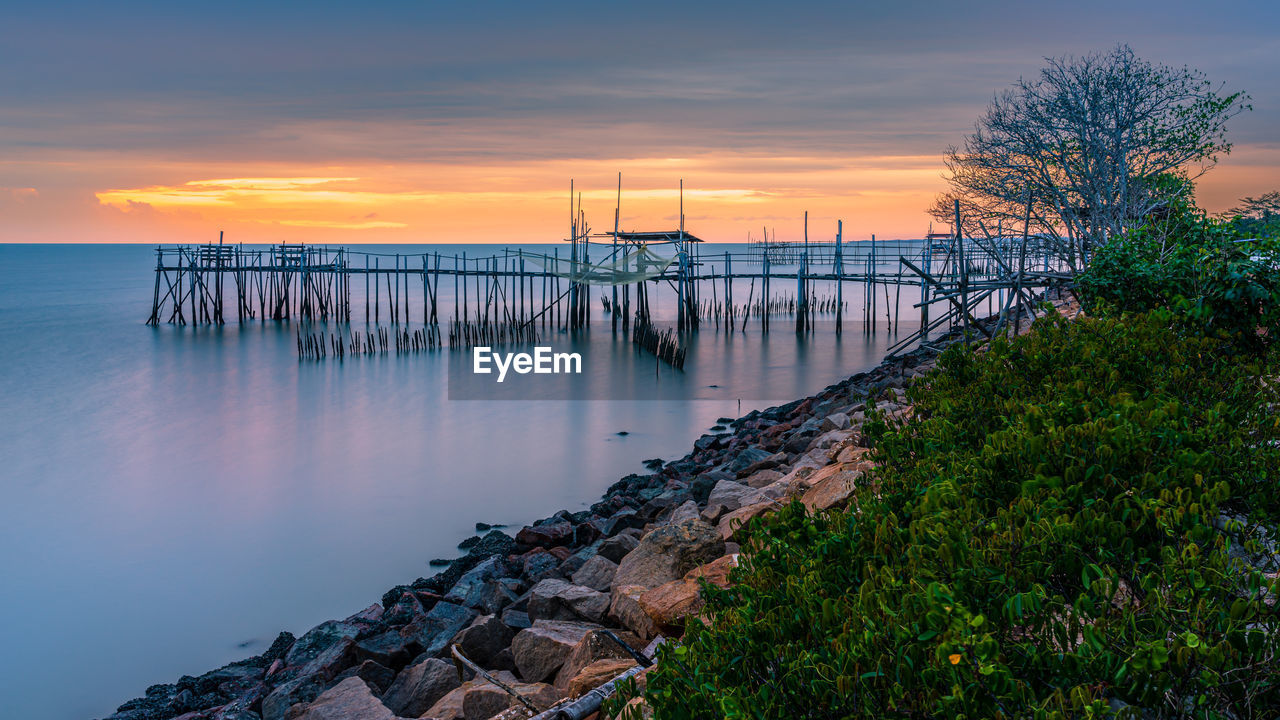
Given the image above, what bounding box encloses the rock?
[705,480,764,513]
[836,445,872,464]
[462,682,560,720]
[500,608,531,631]
[566,658,637,698]
[380,657,461,718]
[686,554,738,589]
[717,501,775,541]
[637,579,702,634]
[800,463,862,511]
[725,447,773,476]
[354,630,415,669]
[521,549,563,583]
[294,677,401,720]
[444,557,519,613]
[284,621,359,669]
[596,533,640,564]
[516,520,574,547]
[421,680,479,720]
[402,601,478,659]
[509,620,602,682]
[821,412,851,432]
[667,500,700,524]
[607,585,659,641]
[528,579,610,623]
[613,520,725,591]
[333,660,396,696]
[570,555,618,593]
[261,677,324,720]
[699,503,728,524]
[552,629,642,692]
[451,614,514,667]
[558,541,603,576]
[742,468,784,488]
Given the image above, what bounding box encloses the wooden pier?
[146,202,1070,364]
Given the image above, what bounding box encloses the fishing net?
[525,246,677,286]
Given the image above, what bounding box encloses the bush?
[641,312,1280,718]
[1077,206,1280,347]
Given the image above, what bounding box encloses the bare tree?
[934,45,1250,269]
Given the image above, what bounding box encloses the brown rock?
[742,468,784,488]
[607,585,659,642]
[380,657,460,718]
[612,520,725,591]
[716,501,774,542]
[637,579,702,634]
[294,677,400,720]
[685,554,738,589]
[566,658,638,697]
[801,464,862,511]
[462,681,560,720]
[552,629,642,692]
[509,620,602,683]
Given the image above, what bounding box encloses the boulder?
[596,533,640,564]
[402,601,478,659]
[284,621,360,669]
[520,549,563,583]
[380,657,461,718]
[527,579,610,623]
[565,658,637,698]
[261,676,324,720]
[705,480,764,513]
[800,463,862,511]
[552,629,642,692]
[444,557,519,613]
[421,681,480,720]
[612,520,725,591]
[462,682,560,720]
[509,620,602,683]
[607,585,658,641]
[450,614,514,667]
[821,412,851,432]
[725,447,773,476]
[294,677,401,720]
[354,630,415,669]
[333,660,395,696]
[667,500,700,525]
[686,554,738,589]
[717,501,775,542]
[742,468,784,489]
[569,555,617,593]
[516,520,574,548]
[637,580,702,634]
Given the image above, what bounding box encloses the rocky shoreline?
[101,303,1070,720]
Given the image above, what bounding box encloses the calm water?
[0,243,917,720]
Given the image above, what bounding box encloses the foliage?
[936,45,1250,269]
[1076,196,1280,347]
[642,312,1280,718]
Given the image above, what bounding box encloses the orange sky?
[2,3,1277,246]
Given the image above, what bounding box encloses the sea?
[0,242,923,719]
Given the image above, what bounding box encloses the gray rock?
[402,601,478,659]
[596,533,640,564]
[444,557,517,613]
[570,555,618,593]
[725,447,773,476]
[821,412,851,432]
[333,660,396,696]
[450,614,514,667]
[284,621,360,669]
[261,676,324,720]
[706,480,764,514]
[381,657,461,718]
[527,579,610,623]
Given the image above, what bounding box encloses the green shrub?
[643,312,1280,718]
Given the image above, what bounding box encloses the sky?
[1,1,1277,244]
